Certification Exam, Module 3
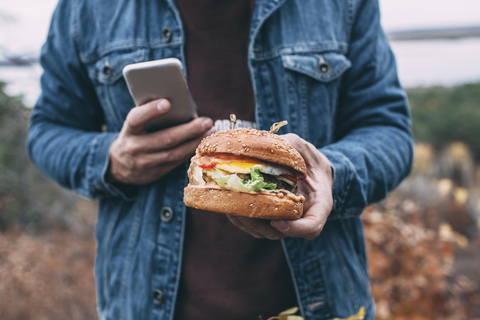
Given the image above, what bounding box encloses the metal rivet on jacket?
[152,290,164,305]
[160,207,174,222]
[318,56,331,76]
[162,27,172,43]
[102,58,112,79]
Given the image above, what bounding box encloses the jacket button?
[160,207,174,222]
[318,61,331,76]
[152,289,164,305]
[102,65,112,78]
[162,27,172,43]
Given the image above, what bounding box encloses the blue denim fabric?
[27,0,414,319]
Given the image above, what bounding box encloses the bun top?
[196,128,307,179]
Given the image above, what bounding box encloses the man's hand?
[108,99,215,185]
[227,133,333,240]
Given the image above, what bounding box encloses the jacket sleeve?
[319,0,414,219]
[26,0,131,200]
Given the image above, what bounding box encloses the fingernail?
[206,127,216,135]
[201,118,213,131]
[157,100,169,112]
[272,220,289,231]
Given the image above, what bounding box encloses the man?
[27,0,413,319]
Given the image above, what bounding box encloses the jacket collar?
[249,0,289,54]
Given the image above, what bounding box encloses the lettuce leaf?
[245,168,276,191]
[210,168,276,192]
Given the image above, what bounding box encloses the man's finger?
[125,99,171,135]
[228,216,286,240]
[270,203,327,240]
[227,216,267,239]
[238,217,286,240]
[138,127,216,167]
[135,117,214,153]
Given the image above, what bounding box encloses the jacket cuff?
[318,148,360,219]
[86,132,137,200]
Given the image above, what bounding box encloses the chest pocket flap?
[88,49,148,85]
[281,52,352,82]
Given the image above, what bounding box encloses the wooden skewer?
[270,120,288,133]
[230,114,237,130]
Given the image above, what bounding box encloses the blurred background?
[0,0,479,319]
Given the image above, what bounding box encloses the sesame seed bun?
[184,185,304,220]
[183,128,307,219]
[196,128,306,179]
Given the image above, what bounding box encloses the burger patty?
[262,174,297,193]
[236,172,297,193]
[204,170,298,193]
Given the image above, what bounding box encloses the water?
[391,38,480,88]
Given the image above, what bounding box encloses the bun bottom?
[183,186,303,220]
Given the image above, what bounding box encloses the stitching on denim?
[281,239,307,318]
[102,85,122,130]
[324,149,356,213]
[85,133,100,196]
[168,164,189,320]
[299,74,309,139]
[302,250,332,318]
[164,0,187,80]
[348,0,356,25]
[120,193,144,320]
[72,0,82,55]
[330,234,359,309]
[248,59,261,129]
[248,0,288,60]
[284,62,293,129]
[94,49,147,85]
[101,201,123,310]
[306,300,325,311]
[80,40,181,64]
[328,80,340,144]
[283,59,351,83]
[252,43,349,61]
[339,218,370,295]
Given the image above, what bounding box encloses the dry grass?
[0,227,97,320]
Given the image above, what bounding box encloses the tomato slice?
[199,164,215,169]
[282,175,298,184]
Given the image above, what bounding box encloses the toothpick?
[270,120,288,133]
[230,114,237,130]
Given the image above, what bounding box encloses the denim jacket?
[27,0,413,319]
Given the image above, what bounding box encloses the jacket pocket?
[85,49,148,130]
[281,52,351,83]
[88,49,148,85]
[280,52,351,145]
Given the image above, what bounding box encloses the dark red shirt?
[174,1,298,319]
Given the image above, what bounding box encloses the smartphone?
[123,58,197,131]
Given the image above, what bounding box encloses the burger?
[183,128,306,219]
